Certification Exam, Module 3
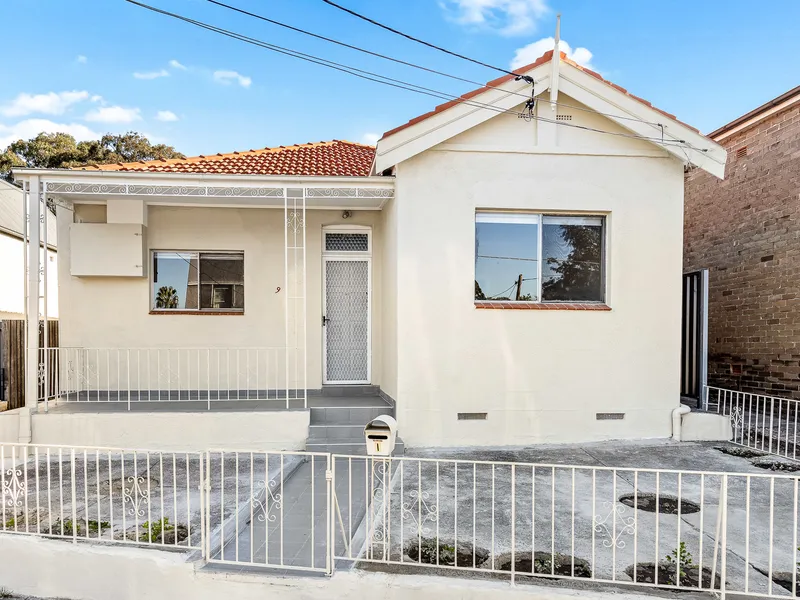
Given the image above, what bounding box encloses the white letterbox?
[364,415,398,456]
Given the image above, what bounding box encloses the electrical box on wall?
[69,223,147,277]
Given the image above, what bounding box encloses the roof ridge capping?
[380,49,700,140]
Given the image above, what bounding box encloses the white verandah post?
[284,188,307,408]
[22,175,42,441]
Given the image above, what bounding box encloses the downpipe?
[672,404,691,441]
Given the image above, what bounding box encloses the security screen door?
[323,230,371,384]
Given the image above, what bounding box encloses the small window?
[152,251,244,312]
[325,232,369,252]
[475,212,605,303]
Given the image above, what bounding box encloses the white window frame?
[321,225,372,384]
[475,211,607,304]
[150,249,245,313]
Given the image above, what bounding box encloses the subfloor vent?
[556,114,573,121]
[596,412,625,420]
[458,412,488,421]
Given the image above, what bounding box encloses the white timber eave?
[12,169,395,210]
[375,58,727,179]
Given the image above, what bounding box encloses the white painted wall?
[1,533,658,600]
[391,95,685,447]
[0,232,58,318]
[58,204,383,390]
[26,409,309,451]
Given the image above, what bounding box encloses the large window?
[475,213,605,303]
[151,251,244,312]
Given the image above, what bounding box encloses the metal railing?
[0,443,204,550]
[331,455,800,598]
[3,444,800,598]
[707,386,800,460]
[204,449,331,573]
[40,347,307,409]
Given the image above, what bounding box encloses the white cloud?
[169,59,187,70]
[84,105,142,123]
[510,37,594,70]
[0,118,100,149]
[0,90,90,118]
[76,55,88,64]
[90,95,104,103]
[213,70,252,88]
[156,110,179,122]
[133,69,170,80]
[441,0,548,36]
[360,132,380,145]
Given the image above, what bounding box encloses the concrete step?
[307,424,365,441]
[309,405,393,425]
[305,437,405,456]
[320,385,380,397]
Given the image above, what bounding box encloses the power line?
[320,0,520,77]
[208,0,671,130]
[206,0,505,90]
[123,1,704,152]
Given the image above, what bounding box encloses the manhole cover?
[619,493,700,515]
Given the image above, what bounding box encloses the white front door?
[322,229,371,384]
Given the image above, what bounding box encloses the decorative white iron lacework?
[369,460,389,558]
[37,362,46,386]
[306,188,394,198]
[325,233,369,252]
[70,359,97,388]
[44,182,285,198]
[123,476,150,517]
[43,182,393,198]
[251,479,282,523]
[593,501,636,548]
[325,260,369,382]
[286,211,305,234]
[2,467,26,508]
[731,406,744,436]
[401,490,438,536]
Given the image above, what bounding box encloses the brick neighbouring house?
[684,85,800,398]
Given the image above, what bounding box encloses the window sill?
[474,301,611,311]
[149,311,245,316]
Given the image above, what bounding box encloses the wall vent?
[458,412,488,421]
[736,146,748,159]
[556,114,573,121]
[596,412,625,420]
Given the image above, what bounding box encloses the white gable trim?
[375,60,726,179]
[374,73,549,174]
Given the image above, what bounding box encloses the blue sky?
[3,0,799,156]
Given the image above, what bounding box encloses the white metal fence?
[331,455,800,598]
[707,386,800,460]
[0,443,204,550]
[3,444,800,598]
[40,347,307,409]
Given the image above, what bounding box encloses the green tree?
[155,286,180,309]
[541,225,603,301]
[1,131,184,181]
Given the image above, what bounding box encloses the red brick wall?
[684,101,800,398]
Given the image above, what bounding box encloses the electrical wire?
[124,0,705,151]
[320,0,518,76]
[208,0,673,130]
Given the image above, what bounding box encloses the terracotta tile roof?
[75,140,375,177]
[382,50,700,139]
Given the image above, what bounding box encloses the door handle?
[322,315,329,326]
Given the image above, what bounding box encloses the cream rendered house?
[7,51,725,450]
